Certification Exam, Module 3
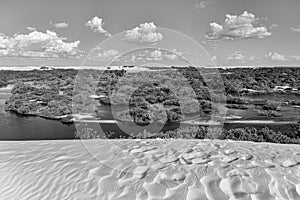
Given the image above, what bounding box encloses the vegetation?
[257,110,282,117]
[75,125,300,144]
[4,69,76,120]
[1,66,299,144]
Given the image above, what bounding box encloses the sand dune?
[0,139,299,200]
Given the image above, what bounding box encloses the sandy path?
[0,139,299,200]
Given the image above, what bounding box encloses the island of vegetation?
[1,66,300,143]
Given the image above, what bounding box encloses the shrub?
[226,104,248,110]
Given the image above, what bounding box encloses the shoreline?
[5,109,300,125]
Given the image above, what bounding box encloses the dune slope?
[0,139,299,200]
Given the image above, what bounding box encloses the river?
[0,85,299,140]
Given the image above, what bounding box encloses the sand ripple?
[0,139,299,200]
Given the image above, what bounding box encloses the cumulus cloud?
[137,49,182,62]
[196,1,209,8]
[150,49,162,60]
[97,49,120,60]
[290,26,300,32]
[267,52,287,61]
[26,27,37,31]
[266,52,300,61]
[0,49,8,56]
[227,51,246,62]
[50,21,69,29]
[164,54,178,60]
[210,55,217,61]
[91,48,183,63]
[201,40,219,50]
[269,24,278,30]
[124,22,163,44]
[248,55,261,61]
[206,11,271,40]
[0,30,80,58]
[291,55,300,60]
[131,55,136,62]
[85,16,111,37]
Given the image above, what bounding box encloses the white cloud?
[226,51,246,62]
[139,49,181,61]
[85,16,111,37]
[0,30,80,58]
[201,40,218,49]
[92,48,182,63]
[267,52,287,61]
[124,22,163,44]
[164,54,178,60]
[131,55,136,62]
[269,24,278,30]
[248,55,261,61]
[97,49,120,60]
[26,27,37,31]
[210,55,217,61]
[291,55,300,60]
[206,11,271,40]
[50,21,69,29]
[266,52,300,61]
[290,26,300,32]
[0,49,8,56]
[196,1,209,8]
[150,49,162,60]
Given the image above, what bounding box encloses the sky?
[1,0,300,67]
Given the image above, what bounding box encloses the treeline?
[219,67,300,95]
[76,125,300,144]
[0,69,77,87]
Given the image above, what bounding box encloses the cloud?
[266,52,300,61]
[248,55,261,61]
[91,48,183,63]
[0,30,80,58]
[164,54,178,60]
[124,22,163,44]
[290,26,300,32]
[26,27,37,31]
[137,49,182,62]
[85,16,111,37]
[291,55,300,60]
[206,11,271,40]
[196,1,209,8]
[131,55,136,62]
[226,51,246,62]
[269,24,278,30]
[97,49,120,60]
[50,21,69,29]
[267,52,287,61]
[201,40,218,50]
[210,55,217,61]
[150,49,162,60]
[0,49,8,56]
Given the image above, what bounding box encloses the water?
[0,85,299,140]
[0,85,181,140]
[0,85,76,140]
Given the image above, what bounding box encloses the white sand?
[0,139,299,200]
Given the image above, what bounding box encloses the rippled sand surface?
[0,139,299,200]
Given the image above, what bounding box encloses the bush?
[226,104,248,110]
[263,103,279,111]
[257,110,282,117]
[75,125,300,144]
